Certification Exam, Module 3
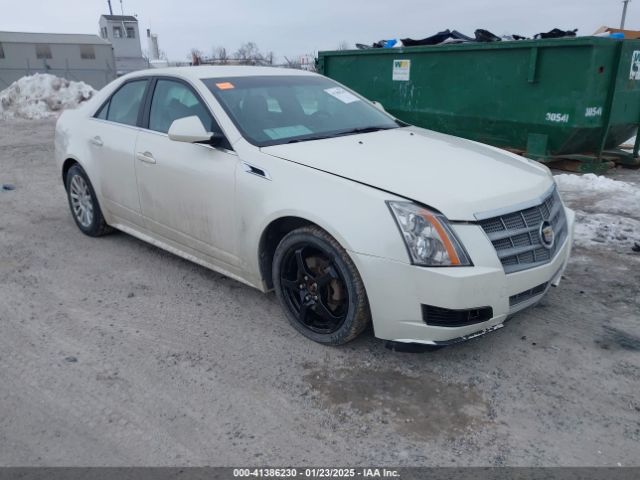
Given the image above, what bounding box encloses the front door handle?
[90,136,103,147]
[136,151,156,164]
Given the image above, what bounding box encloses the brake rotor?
[306,255,346,311]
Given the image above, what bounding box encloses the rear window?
[95,101,109,120]
[103,80,147,126]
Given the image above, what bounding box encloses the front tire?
[65,164,111,237]
[272,226,371,345]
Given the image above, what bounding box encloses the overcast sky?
[0,0,638,62]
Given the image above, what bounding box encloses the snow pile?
[554,173,636,194]
[0,74,95,120]
[554,173,640,250]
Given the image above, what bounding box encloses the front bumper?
[351,207,575,344]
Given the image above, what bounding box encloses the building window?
[0,43,5,59]
[113,26,123,38]
[35,44,52,59]
[126,27,135,39]
[80,45,95,60]
[101,26,108,39]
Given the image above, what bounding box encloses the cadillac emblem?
[539,221,555,249]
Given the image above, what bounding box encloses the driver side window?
[149,79,219,134]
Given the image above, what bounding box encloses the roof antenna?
[120,0,126,33]
[107,0,113,15]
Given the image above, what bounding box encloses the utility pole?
[621,0,631,29]
[107,0,113,15]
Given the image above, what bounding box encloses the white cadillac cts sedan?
[55,66,575,347]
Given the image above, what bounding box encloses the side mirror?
[168,115,212,143]
[372,101,386,112]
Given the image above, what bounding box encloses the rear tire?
[65,164,112,237]
[272,225,370,345]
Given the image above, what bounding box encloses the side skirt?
[111,221,263,292]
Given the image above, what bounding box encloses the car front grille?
[479,187,567,274]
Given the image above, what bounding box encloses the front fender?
[233,150,412,288]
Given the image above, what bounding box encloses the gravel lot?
[1,118,639,466]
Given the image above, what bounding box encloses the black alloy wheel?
[273,226,370,345]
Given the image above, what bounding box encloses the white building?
[0,31,116,89]
[98,15,148,75]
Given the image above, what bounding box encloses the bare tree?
[283,56,301,69]
[235,42,273,66]
[211,46,229,64]
[189,48,203,65]
[235,42,260,65]
[188,42,274,67]
[337,40,350,50]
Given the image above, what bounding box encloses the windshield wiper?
[332,126,395,137]
[286,134,337,144]
[285,126,395,144]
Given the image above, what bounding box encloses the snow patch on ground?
[0,74,95,120]
[573,212,640,248]
[554,173,636,193]
[555,173,640,251]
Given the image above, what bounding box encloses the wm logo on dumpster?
[392,59,411,81]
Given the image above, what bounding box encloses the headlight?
[387,201,472,266]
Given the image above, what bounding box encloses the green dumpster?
[317,37,640,171]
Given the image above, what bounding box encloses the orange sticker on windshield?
[216,82,234,90]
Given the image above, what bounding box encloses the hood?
[261,126,553,220]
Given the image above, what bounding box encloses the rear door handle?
[136,151,156,164]
[90,136,103,147]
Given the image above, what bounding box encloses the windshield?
[203,75,402,147]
